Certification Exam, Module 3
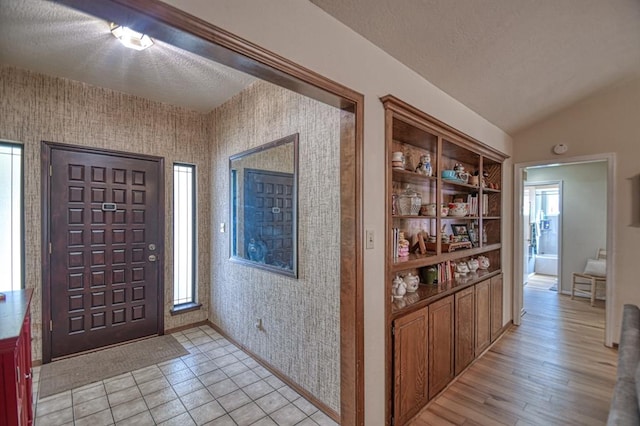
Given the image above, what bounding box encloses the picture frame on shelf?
[450,223,470,242]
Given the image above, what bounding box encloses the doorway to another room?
[523,182,561,293]
[515,156,612,344]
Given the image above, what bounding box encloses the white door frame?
[513,153,616,346]
[523,180,563,290]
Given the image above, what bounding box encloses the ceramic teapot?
[392,275,407,298]
[467,258,479,272]
[456,262,470,275]
[420,203,437,217]
[478,255,490,270]
[404,272,420,292]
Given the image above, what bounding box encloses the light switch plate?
[366,230,374,249]
[219,223,225,233]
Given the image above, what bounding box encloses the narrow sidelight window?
[0,142,23,292]
[173,163,196,306]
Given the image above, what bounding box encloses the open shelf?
[392,215,437,220]
[392,243,501,273]
[390,268,502,317]
[482,187,501,193]
[442,215,479,220]
[441,179,481,191]
[393,169,437,186]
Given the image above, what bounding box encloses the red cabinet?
[0,290,34,426]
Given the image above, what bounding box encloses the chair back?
[596,248,607,260]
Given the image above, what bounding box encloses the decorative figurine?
[456,262,470,275]
[467,258,479,272]
[398,232,410,257]
[392,275,407,299]
[478,256,490,270]
[415,153,433,176]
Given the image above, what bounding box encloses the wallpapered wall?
[0,66,341,411]
[0,65,212,361]
[211,81,342,411]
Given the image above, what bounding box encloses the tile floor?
[32,325,338,426]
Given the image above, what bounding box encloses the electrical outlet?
[366,230,374,249]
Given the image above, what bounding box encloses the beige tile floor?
[32,325,338,426]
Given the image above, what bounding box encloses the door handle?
[148,254,157,262]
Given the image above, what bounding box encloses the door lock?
[148,243,156,251]
[148,254,157,262]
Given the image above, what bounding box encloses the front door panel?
[244,169,294,269]
[49,147,162,359]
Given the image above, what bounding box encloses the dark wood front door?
[244,169,294,269]
[44,144,164,360]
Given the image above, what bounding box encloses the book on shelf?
[467,194,478,216]
[392,228,398,258]
[482,194,488,215]
[436,260,454,283]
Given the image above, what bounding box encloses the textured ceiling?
[310,0,640,134]
[0,0,255,113]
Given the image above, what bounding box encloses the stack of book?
[436,261,455,283]
[467,194,478,216]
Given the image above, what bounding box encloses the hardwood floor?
[411,286,617,425]
[524,274,557,291]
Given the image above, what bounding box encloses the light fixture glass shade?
[110,23,153,51]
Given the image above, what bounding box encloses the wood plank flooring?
[411,286,617,425]
[524,274,557,291]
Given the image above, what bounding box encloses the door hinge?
[49,320,52,332]
[49,165,52,176]
[392,326,395,336]
[49,242,52,254]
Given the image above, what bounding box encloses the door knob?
[148,254,157,262]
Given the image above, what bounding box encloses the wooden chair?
[571,248,606,306]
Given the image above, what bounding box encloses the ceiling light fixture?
[110,23,153,51]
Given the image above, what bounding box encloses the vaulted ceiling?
[309,0,640,134]
[2,1,639,134]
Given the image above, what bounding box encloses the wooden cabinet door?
[428,295,454,399]
[455,287,475,375]
[475,279,491,355]
[15,332,28,426]
[22,313,33,426]
[491,274,504,342]
[393,307,428,426]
